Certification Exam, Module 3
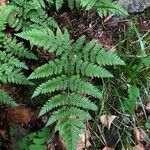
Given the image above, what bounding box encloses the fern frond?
[56,118,83,150]
[57,121,81,150]
[0,51,28,69]
[0,90,18,107]
[73,59,113,77]
[32,75,68,97]
[47,0,80,10]
[46,107,91,150]
[16,28,70,55]
[0,69,31,85]
[73,35,85,51]
[4,37,37,60]
[9,0,58,31]
[55,0,63,10]
[17,27,125,150]
[0,5,13,31]
[96,49,125,66]
[96,0,128,17]
[56,117,85,131]
[28,58,67,79]
[81,40,125,66]
[46,107,91,126]
[69,76,102,99]
[82,39,96,62]
[80,0,128,17]
[39,93,97,116]
[16,28,55,50]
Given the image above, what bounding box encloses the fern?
[0,90,18,107]
[80,0,128,17]
[46,0,127,17]
[123,86,139,114]
[0,5,36,106]
[4,37,37,60]
[0,5,13,31]
[39,93,97,117]
[17,27,125,150]
[8,0,58,31]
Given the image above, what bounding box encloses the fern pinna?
[0,5,37,106]
[8,0,58,31]
[43,0,128,17]
[17,27,125,150]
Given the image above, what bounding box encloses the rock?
[118,0,150,13]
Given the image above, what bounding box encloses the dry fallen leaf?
[103,15,114,23]
[102,146,114,150]
[100,115,117,129]
[76,129,91,150]
[133,144,144,150]
[134,127,141,144]
[0,129,9,140]
[145,103,150,111]
[6,107,35,124]
[0,0,8,5]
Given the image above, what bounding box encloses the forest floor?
[0,1,150,150]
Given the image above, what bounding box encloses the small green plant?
[18,127,50,150]
[122,85,139,114]
[101,22,150,148]
[145,116,150,129]
[10,125,50,150]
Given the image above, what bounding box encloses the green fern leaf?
[1,70,31,85]
[70,76,102,99]
[17,27,125,150]
[58,122,81,150]
[57,122,81,150]
[96,49,125,66]
[16,28,69,55]
[16,28,55,50]
[0,5,13,31]
[5,37,37,60]
[46,107,91,126]
[123,86,139,114]
[28,58,67,79]
[0,51,28,69]
[96,0,128,17]
[74,59,113,77]
[32,75,68,97]
[0,90,18,107]
[55,0,64,10]
[56,117,85,131]
[39,93,97,116]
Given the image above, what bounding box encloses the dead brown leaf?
[0,0,8,5]
[134,127,141,144]
[6,107,35,124]
[145,103,150,111]
[102,146,114,150]
[0,129,9,140]
[76,129,91,150]
[100,115,117,129]
[133,144,144,150]
[96,29,116,52]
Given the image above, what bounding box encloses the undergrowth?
[0,0,149,150]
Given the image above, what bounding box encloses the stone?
[118,0,150,13]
